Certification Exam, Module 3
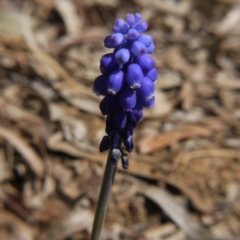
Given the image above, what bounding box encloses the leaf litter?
[0,0,240,239]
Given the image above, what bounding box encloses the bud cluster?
[93,13,158,156]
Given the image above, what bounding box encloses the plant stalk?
[90,148,118,240]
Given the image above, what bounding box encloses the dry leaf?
[138,124,213,154]
[0,127,44,178]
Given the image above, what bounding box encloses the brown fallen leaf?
[133,0,191,17]
[40,208,93,240]
[47,131,215,213]
[176,148,240,170]
[163,46,206,83]
[0,210,37,240]
[164,46,193,75]
[139,185,210,239]
[214,71,240,90]
[0,127,44,178]
[180,81,194,111]
[55,0,83,35]
[0,97,43,124]
[213,5,240,36]
[137,124,213,154]
[21,7,99,104]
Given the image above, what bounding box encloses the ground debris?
[0,0,240,239]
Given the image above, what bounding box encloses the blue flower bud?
[119,87,136,111]
[126,63,143,89]
[114,109,127,129]
[143,95,155,108]
[104,36,113,48]
[99,96,108,115]
[107,69,124,95]
[100,94,119,115]
[99,136,111,152]
[134,13,142,23]
[111,148,121,165]
[126,14,135,26]
[105,113,114,134]
[136,77,155,107]
[123,134,134,152]
[146,68,158,82]
[135,55,155,74]
[110,130,120,147]
[121,153,129,169]
[113,18,129,34]
[115,48,130,65]
[131,41,146,57]
[136,76,155,98]
[138,34,153,48]
[127,28,140,40]
[127,103,143,123]
[100,53,119,73]
[104,33,125,48]
[146,42,155,54]
[124,121,136,136]
[93,74,108,96]
[135,20,148,32]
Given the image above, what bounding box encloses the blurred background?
[0,0,240,239]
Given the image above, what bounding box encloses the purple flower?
[127,28,140,40]
[135,55,155,74]
[105,114,115,135]
[107,69,124,95]
[146,68,158,82]
[141,95,155,108]
[122,133,134,152]
[119,87,136,111]
[113,19,129,34]
[127,103,143,123]
[146,42,155,54]
[135,20,148,32]
[100,53,119,73]
[126,14,135,26]
[104,33,125,48]
[114,109,127,129]
[93,12,158,161]
[136,77,155,107]
[138,34,153,47]
[115,48,130,65]
[110,130,120,147]
[134,13,142,23]
[99,94,119,115]
[99,136,111,152]
[126,63,144,89]
[93,74,108,96]
[131,41,147,57]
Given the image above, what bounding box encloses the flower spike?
[93,12,158,157]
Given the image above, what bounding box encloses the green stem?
[90,148,118,240]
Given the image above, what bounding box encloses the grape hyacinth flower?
[91,13,158,240]
[93,13,158,165]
